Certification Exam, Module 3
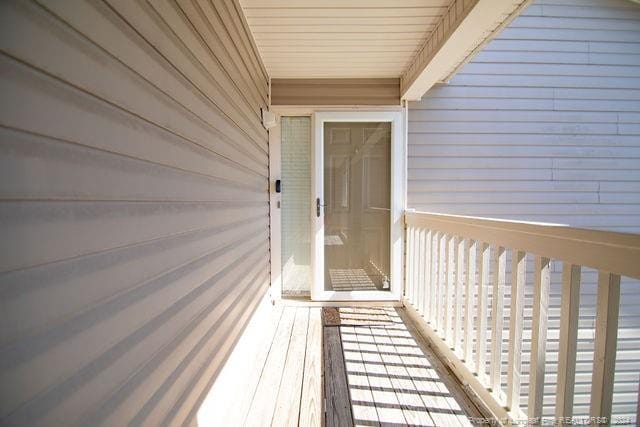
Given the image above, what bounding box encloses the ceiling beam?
[401,0,531,101]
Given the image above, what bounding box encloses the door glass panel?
[323,122,391,292]
[281,116,312,295]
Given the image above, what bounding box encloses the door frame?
[312,111,405,301]
[268,107,406,302]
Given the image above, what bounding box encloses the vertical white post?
[406,226,414,301]
[431,232,440,327]
[437,233,447,332]
[556,263,581,420]
[413,227,421,308]
[455,238,465,354]
[491,246,506,399]
[464,239,476,366]
[423,230,432,319]
[445,235,456,343]
[507,251,526,413]
[590,272,621,426]
[417,228,426,315]
[528,256,550,422]
[476,243,490,382]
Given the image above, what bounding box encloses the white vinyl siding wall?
[408,0,640,422]
[0,1,269,426]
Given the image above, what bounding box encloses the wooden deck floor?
[202,303,484,426]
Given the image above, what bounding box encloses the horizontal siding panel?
[462,63,640,78]
[486,39,589,52]
[0,216,267,346]
[409,180,599,192]
[0,64,267,183]
[0,0,270,426]
[409,109,618,123]
[409,145,640,158]
[409,157,552,169]
[409,192,599,204]
[408,168,552,180]
[0,129,266,201]
[511,16,640,30]
[452,74,640,89]
[409,133,639,146]
[498,27,640,43]
[536,5,640,19]
[0,200,267,276]
[409,0,640,420]
[410,121,616,134]
[414,97,554,110]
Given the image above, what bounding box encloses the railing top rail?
[405,210,640,280]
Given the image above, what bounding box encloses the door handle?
[316,198,327,217]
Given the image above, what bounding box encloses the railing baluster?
[446,235,456,343]
[590,272,621,426]
[438,233,447,332]
[507,250,526,413]
[423,230,432,320]
[412,227,421,308]
[455,238,465,354]
[464,239,476,366]
[431,232,440,327]
[491,246,506,399]
[417,228,426,316]
[406,226,414,301]
[476,243,490,381]
[528,256,550,422]
[439,235,451,340]
[556,263,581,420]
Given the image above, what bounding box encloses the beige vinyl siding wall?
[408,0,640,421]
[0,1,269,426]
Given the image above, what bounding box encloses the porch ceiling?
[239,0,451,79]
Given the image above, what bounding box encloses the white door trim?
[312,110,406,301]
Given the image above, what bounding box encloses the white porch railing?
[403,210,640,426]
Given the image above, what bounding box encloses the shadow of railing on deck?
[323,307,479,427]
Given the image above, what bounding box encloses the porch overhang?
[240,0,531,104]
[401,0,531,100]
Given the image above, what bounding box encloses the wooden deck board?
[272,308,310,426]
[324,326,354,426]
[371,320,436,426]
[355,325,407,425]
[340,325,381,426]
[299,308,323,427]
[245,306,296,425]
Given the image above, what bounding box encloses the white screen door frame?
[312,111,405,301]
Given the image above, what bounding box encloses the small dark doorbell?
[275,179,281,193]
